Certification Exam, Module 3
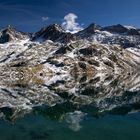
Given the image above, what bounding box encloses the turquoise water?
[0,104,140,140]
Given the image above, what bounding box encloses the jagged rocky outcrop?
[102,24,140,35]
[0,25,29,43]
[76,23,102,37]
[76,24,140,48]
[32,24,76,43]
[1,39,140,72]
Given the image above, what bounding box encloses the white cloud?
[42,16,49,21]
[62,13,83,33]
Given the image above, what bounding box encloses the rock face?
[76,24,140,48]
[101,24,140,35]
[76,23,102,37]
[0,25,29,43]
[32,24,76,43]
[0,23,140,121]
[0,40,139,74]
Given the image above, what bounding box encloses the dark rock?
[79,47,97,56]
[76,23,102,37]
[102,24,128,34]
[32,24,76,43]
[88,60,100,67]
[0,25,28,43]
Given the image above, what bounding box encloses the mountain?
[0,39,139,77]
[102,24,140,35]
[1,23,140,48]
[76,24,140,48]
[76,23,102,37]
[0,23,140,120]
[32,24,76,43]
[0,25,29,43]
[0,23,139,73]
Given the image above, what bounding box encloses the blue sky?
[0,0,140,32]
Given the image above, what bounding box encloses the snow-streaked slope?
[0,23,140,121]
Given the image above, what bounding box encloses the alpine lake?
[0,68,140,140]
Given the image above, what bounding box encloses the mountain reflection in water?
[0,70,140,121]
[0,70,140,140]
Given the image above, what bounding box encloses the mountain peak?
[76,23,101,38]
[2,25,17,33]
[7,25,15,29]
[101,24,128,34]
[0,25,28,43]
[1,22,140,46]
[86,23,102,31]
[101,24,140,35]
[32,23,76,43]
[41,23,65,33]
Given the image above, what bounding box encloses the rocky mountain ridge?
[0,23,140,121]
[1,23,140,48]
